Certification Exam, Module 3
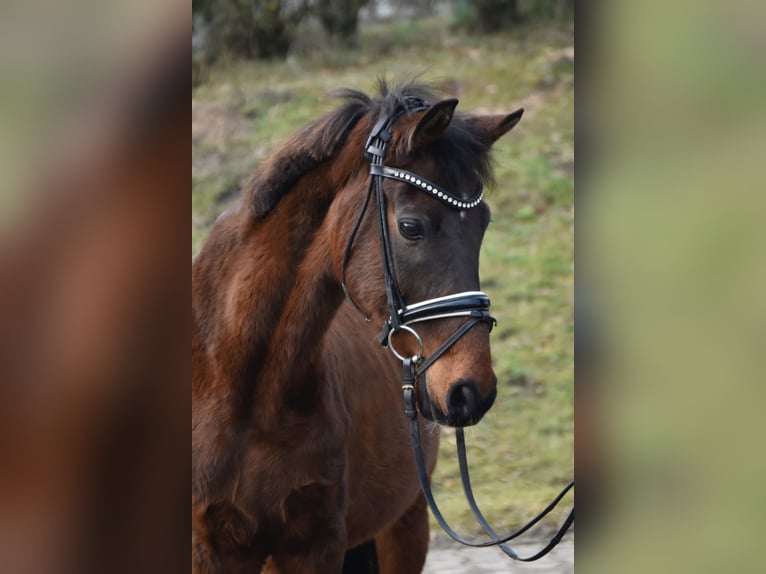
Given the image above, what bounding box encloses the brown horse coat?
[192,185,439,573]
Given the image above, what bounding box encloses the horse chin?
[416,379,449,425]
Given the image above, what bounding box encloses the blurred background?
[579,2,766,572]
[192,0,576,547]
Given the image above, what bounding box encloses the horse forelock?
[366,79,496,194]
[361,80,496,198]
[430,114,496,196]
[245,79,496,219]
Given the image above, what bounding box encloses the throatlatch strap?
[341,178,376,317]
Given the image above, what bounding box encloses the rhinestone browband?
[369,165,484,210]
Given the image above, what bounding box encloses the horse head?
[327,83,523,427]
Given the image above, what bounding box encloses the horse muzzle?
[417,375,497,427]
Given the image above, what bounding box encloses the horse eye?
[398,218,424,240]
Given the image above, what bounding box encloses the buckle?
[364,115,392,160]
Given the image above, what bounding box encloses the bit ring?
[388,324,424,362]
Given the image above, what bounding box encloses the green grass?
[193,20,574,539]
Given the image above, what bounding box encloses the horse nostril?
[446,380,479,419]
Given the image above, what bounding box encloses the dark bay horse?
[192,81,523,573]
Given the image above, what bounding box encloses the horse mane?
[245,95,368,218]
[246,79,495,218]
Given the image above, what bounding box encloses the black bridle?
[342,98,574,561]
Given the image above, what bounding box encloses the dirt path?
[423,537,573,573]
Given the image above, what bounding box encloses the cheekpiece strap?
[370,165,484,210]
[365,97,430,161]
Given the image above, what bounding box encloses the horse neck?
[192,166,349,425]
[257,214,345,416]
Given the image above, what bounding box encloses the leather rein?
[341,98,574,560]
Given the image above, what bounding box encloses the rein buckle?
[402,357,419,420]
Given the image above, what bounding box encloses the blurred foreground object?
[0,2,188,573]
[579,1,766,573]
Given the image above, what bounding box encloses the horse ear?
[469,108,524,146]
[407,98,459,151]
